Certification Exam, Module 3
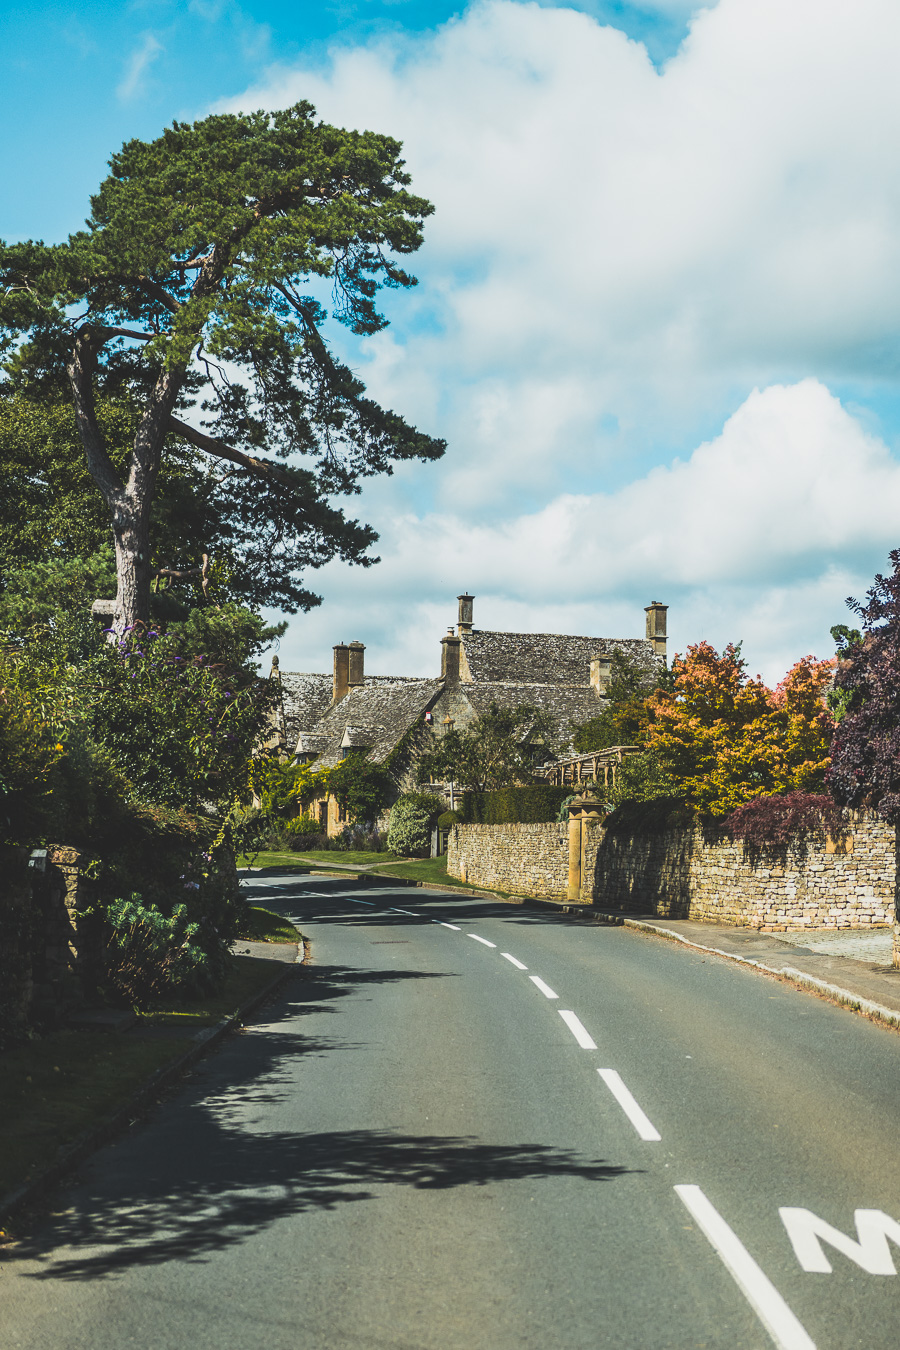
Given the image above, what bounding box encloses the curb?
[0,955,300,1227]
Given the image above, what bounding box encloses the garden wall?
[446,814,897,929]
[449,822,570,900]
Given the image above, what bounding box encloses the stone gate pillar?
[566,793,605,901]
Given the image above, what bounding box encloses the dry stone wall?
[448,823,570,899]
[447,814,897,929]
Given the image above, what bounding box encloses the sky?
[4,0,900,683]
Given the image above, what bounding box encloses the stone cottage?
[267,595,667,834]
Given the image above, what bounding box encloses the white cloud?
[223,0,900,507]
[117,32,163,101]
[270,381,899,686]
[217,3,900,685]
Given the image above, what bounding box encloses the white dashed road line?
[675,1186,817,1350]
[597,1069,661,1141]
[469,934,497,948]
[530,976,559,1000]
[438,922,461,930]
[502,953,528,970]
[558,1010,597,1049]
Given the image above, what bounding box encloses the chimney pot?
[348,640,365,688]
[441,630,462,685]
[644,602,668,660]
[457,593,474,634]
[333,643,350,703]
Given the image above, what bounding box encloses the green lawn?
[291,848,402,866]
[0,953,284,1209]
[236,851,314,871]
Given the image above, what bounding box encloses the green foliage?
[826,623,863,723]
[573,647,666,753]
[606,750,678,810]
[0,103,445,625]
[104,894,226,1009]
[386,793,443,856]
[603,798,697,837]
[0,546,117,634]
[437,810,460,829]
[328,751,394,824]
[417,702,559,791]
[458,785,572,824]
[251,757,331,818]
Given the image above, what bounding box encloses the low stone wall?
[448,822,569,899]
[447,814,897,930]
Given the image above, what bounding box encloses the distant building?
[267,595,667,833]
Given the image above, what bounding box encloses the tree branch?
[167,416,298,491]
[65,325,125,508]
[136,275,181,314]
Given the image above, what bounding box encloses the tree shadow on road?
[17,1125,633,1280]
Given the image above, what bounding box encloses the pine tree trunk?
[110,492,153,632]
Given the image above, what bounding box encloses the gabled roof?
[305,678,443,768]
[459,631,655,685]
[278,672,333,749]
[449,681,605,755]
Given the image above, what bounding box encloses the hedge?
[457,786,572,824]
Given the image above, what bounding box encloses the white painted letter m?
[780,1207,900,1274]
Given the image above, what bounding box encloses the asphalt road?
[3,876,900,1350]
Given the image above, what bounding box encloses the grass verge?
[0,953,283,1203]
[236,905,303,945]
[236,850,314,871]
[369,856,469,887]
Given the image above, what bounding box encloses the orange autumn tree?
[639,643,835,816]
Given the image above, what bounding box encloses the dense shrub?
[437,810,460,829]
[725,792,844,848]
[458,785,572,824]
[387,794,443,856]
[104,894,229,1008]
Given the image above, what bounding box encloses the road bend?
[3,877,900,1350]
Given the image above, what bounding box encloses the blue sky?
[4,0,900,683]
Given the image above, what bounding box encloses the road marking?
[530,976,559,999]
[469,934,497,947]
[675,1186,817,1350]
[502,953,528,970]
[596,1069,661,1141]
[558,1010,597,1049]
[389,908,418,916]
[780,1207,900,1274]
[439,922,461,930]
[346,898,376,905]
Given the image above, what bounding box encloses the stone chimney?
[333,643,350,702]
[645,602,668,660]
[590,653,612,696]
[441,627,461,685]
[457,593,474,634]
[348,640,365,688]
